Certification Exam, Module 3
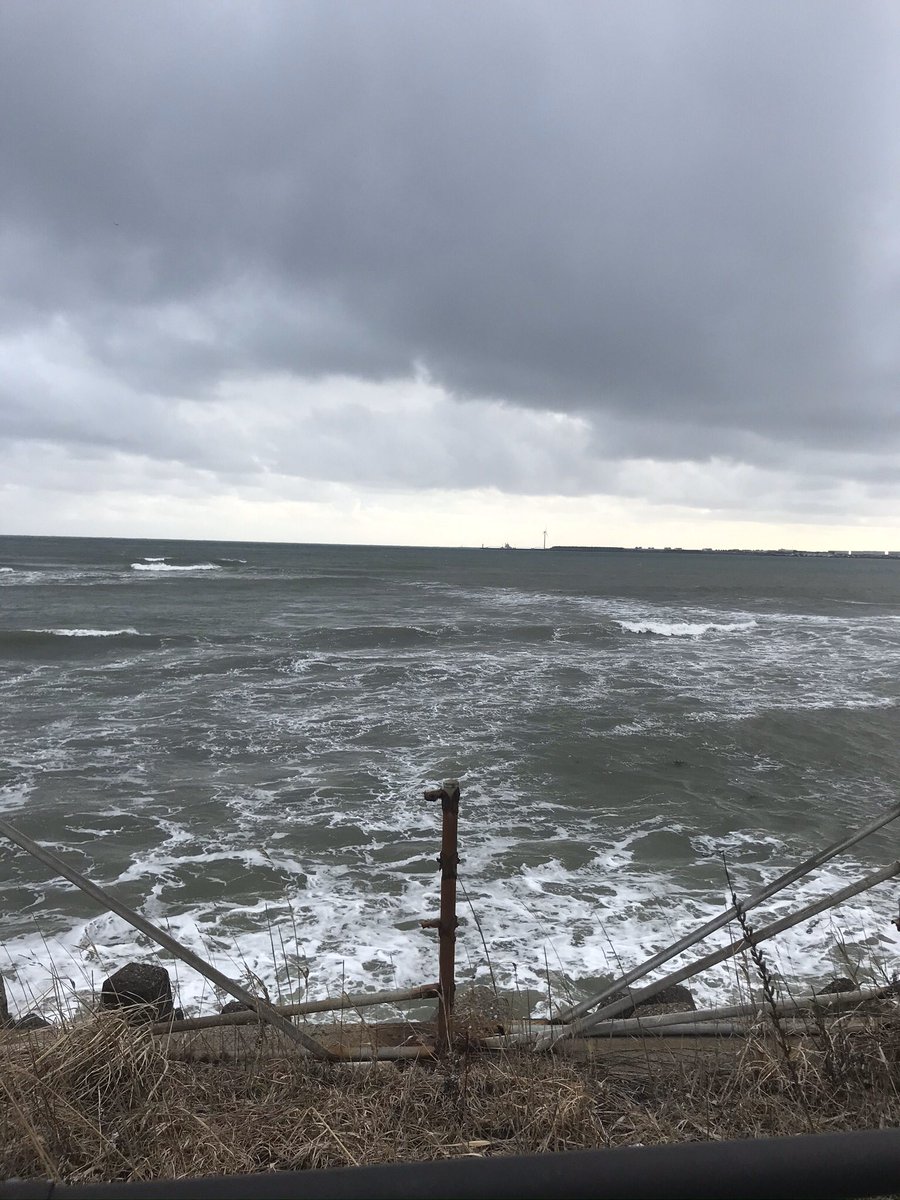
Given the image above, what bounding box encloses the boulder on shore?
[101,962,174,1022]
[608,983,697,1017]
[221,1000,253,1014]
[639,984,697,1011]
[14,1013,52,1031]
[819,976,856,995]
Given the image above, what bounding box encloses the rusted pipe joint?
[437,850,460,874]
[420,917,459,933]
[424,779,461,813]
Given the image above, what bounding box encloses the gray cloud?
[1,0,899,524]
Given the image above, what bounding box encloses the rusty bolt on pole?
[421,778,460,1051]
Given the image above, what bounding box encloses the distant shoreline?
[547,545,900,558]
[3,532,900,557]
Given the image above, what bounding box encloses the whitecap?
[616,619,756,637]
[30,627,141,637]
[131,562,221,572]
[775,696,895,712]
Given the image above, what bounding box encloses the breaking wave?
[616,619,757,637]
[32,627,141,637]
[131,561,221,573]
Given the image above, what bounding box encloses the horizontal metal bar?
[7,1127,900,1199]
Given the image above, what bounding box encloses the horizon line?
[2,531,899,557]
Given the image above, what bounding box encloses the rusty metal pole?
[422,778,460,1051]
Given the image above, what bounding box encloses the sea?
[1,535,899,1019]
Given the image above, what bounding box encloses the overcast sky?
[2,1,899,549]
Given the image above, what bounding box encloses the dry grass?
[3,1000,900,1184]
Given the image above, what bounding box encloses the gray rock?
[221,1000,252,1014]
[14,1013,51,1030]
[101,962,174,1021]
[819,976,856,995]
[607,983,697,1017]
[640,984,696,1011]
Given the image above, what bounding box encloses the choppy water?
[1,535,899,1018]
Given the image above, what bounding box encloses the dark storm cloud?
[0,0,898,502]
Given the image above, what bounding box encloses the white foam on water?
[616,619,757,637]
[30,627,141,638]
[607,717,665,737]
[131,562,221,572]
[2,807,896,1021]
[779,696,896,712]
[0,780,31,815]
[1,568,113,587]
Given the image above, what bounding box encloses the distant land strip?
[549,546,900,557]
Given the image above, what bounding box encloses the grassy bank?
[2,996,899,1184]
